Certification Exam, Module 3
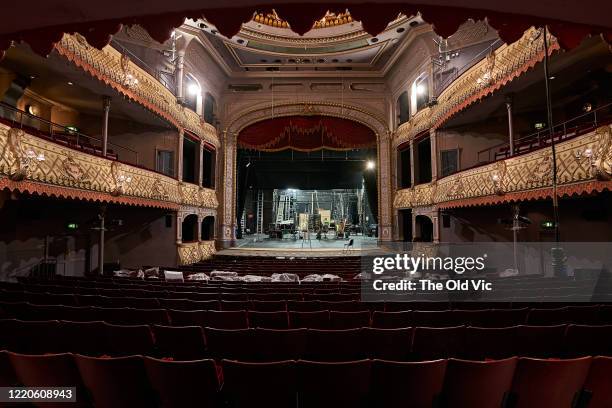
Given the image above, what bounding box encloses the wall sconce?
[491,172,504,195]
[123,73,139,88]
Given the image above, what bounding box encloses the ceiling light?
[549,76,556,80]
[67,81,73,86]
[366,161,375,170]
[187,83,201,95]
[29,75,37,79]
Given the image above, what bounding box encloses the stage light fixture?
[366,160,375,170]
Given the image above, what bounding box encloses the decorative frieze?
[177,240,216,265]
[53,34,219,148]
[394,126,612,209]
[394,27,559,147]
[0,124,218,210]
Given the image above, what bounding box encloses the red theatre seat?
[289,311,330,329]
[584,356,612,408]
[304,328,367,362]
[441,357,517,408]
[329,311,371,329]
[151,325,207,360]
[143,357,219,408]
[248,311,289,329]
[251,328,307,361]
[8,352,89,408]
[509,356,592,408]
[297,359,371,408]
[221,359,297,408]
[75,355,155,408]
[371,359,447,408]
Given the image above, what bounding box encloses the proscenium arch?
[220,101,393,244]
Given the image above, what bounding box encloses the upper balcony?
[394,27,556,148]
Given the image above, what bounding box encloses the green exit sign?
[67,223,79,230]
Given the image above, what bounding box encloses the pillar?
[176,51,185,100]
[177,129,184,181]
[409,140,416,187]
[430,128,438,181]
[506,96,515,156]
[176,213,182,245]
[378,131,393,241]
[220,132,237,247]
[432,210,440,244]
[97,205,106,275]
[198,141,204,186]
[101,96,111,157]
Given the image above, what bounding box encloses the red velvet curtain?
[238,116,376,152]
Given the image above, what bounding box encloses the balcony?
[477,103,612,164]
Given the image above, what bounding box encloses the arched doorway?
[201,216,215,240]
[415,215,433,242]
[221,102,392,246]
[181,214,198,242]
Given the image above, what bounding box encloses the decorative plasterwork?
[394,27,560,147]
[313,11,354,29]
[0,124,218,210]
[394,125,612,210]
[53,34,220,148]
[178,240,216,265]
[223,101,393,241]
[227,101,388,137]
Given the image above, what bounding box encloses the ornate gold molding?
[53,34,219,148]
[178,240,216,265]
[394,126,612,209]
[394,27,559,147]
[0,124,218,210]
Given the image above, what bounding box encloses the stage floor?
[218,234,383,257]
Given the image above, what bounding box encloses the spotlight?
[366,161,375,170]
[416,84,426,95]
[187,83,201,95]
[67,81,73,86]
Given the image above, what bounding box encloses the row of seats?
[3,302,612,328]
[2,351,610,408]
[8,287,610,308]
[2,319,611,361]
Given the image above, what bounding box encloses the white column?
[221,132,236,247]
[177,129,184,181]
[430,128,438,181]
[101,96,111,157]
[506,96,515,155]
[198,142,204,186]
[176,51,185,100]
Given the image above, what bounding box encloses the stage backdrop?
[238,116,377,152]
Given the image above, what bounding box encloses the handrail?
[110,39,175,94]
[0,102,139,165]
[433,39,503,97]
[476,102,612,164]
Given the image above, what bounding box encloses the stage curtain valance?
[237,116,377,152]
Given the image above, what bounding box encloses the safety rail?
[477,102,612,164]
[110,39,176,94]
[0,102,139,165]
